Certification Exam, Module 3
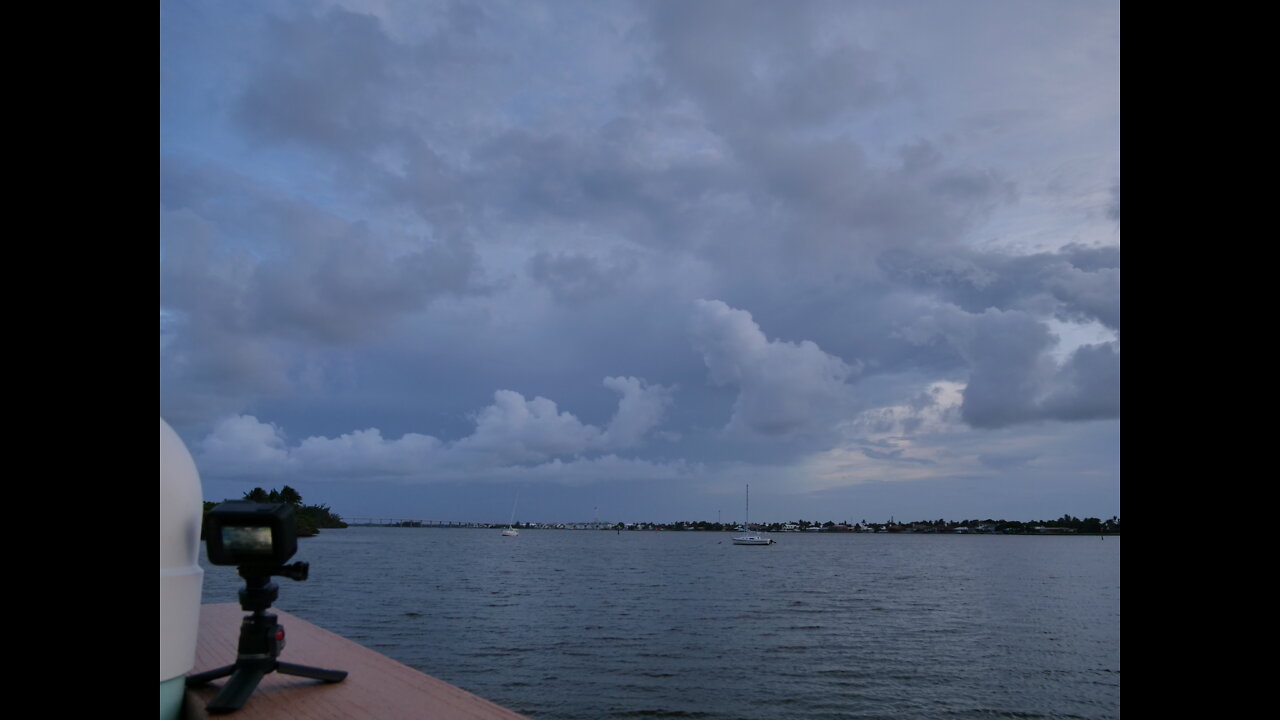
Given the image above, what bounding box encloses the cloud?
[640,3,1017,275]
[199,415,293,478]
[197,375,673,481]
[160,160,484,422]
[451,376,674,463]
[528,251,638,303]
[235,9,397,153]
[908,306,1120,428]
[454,390,603,464]
[161,161,483,345]
[1044,262,1121,331]
[294,428,442,478]
[978,451,1039,470]
[648,1,887,134]
[880,243,1120,331]
[600,376,675,449]
[1040,341,1121,421]
[460,454,704,487]
[689,299,856,437]
[811,380,967,476]
[844,381,965,437]
[164,2,1120,520]
[232,5,493,162]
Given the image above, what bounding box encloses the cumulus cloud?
[444,376,674,463]
[197,375,672,481]
[294,428,442,477]
[600,376,675,449]
[454,390,603,465]
[199,415,293,477]
[690,299,856,437]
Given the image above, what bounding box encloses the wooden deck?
[185,604,530,720]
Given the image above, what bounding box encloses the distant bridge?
[346,518,485,528]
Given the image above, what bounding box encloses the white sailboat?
[732,484,774,545]
[501,493,520,537]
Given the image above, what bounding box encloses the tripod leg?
[205,665,269,714]
[277,661,349,683]
[186,664,236,686]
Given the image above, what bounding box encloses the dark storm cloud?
[468,125,726,252]
[648,0,887,134]
[161,160,483,344]
[234,4,491,155]
[236,9,396,152]
[908,306,1120,429]
[160,158,486,421]
[643,2,1017,262]
[228,4,494,231]
[1041,341,1121,421]
[528,251,638,303]
[881,243,1120,331]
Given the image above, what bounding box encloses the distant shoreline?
[342,517,1120,535]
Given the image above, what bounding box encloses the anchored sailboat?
[732,484,774,546]
[501,493,519,537]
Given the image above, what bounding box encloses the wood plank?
[185,604,530,720]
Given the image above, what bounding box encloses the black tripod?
[187,562,348,714]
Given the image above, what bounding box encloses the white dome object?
[160,418,204,718]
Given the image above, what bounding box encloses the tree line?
[202,485,348,538]
[608,515,1120,534]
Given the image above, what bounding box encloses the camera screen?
[221,526,275,557]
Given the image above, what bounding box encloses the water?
[201,529,1120,719]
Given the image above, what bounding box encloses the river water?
[200,528,1120,719]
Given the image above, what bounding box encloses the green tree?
[228,487,347,536]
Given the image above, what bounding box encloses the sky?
[160,0,1119,525]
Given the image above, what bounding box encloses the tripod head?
[236,561,310,613]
